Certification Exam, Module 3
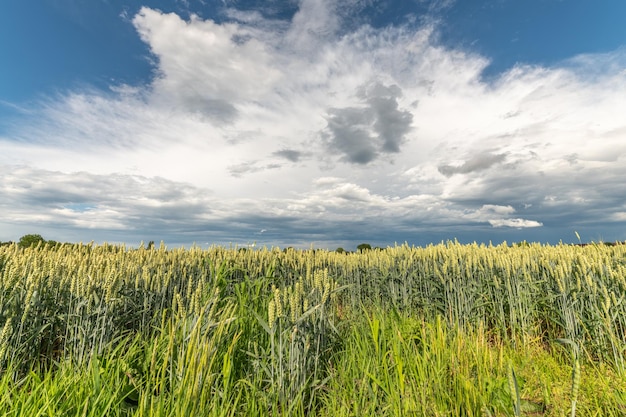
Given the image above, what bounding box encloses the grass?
[1,241,626,415]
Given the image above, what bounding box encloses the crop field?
[1,241,625,416]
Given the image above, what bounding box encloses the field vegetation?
[1,240,625,415]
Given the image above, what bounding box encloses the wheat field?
[1,240,625,415]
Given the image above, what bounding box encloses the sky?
[1,0,626,249]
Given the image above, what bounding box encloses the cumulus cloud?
[1,2,626,246]
[489,219,543,229]
[132,7,282,123]
[480,204,516,215]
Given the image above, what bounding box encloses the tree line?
[0,234,63,248]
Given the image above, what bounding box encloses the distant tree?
[18,234,46,248]
[147,241,155,250]
[335,247,345,253]
[357,243,372,252]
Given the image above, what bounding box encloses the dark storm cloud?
[438,152,507,177]
[322,82,413,164]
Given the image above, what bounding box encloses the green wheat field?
[1,240,626,416]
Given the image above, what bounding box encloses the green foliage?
[17,234,46,248]
[356,243,371,252]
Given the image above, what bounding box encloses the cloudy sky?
[1,0,626,249]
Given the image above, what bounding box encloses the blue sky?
[1,0,626,249]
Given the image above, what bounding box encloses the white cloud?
[133,7,282,120]
[480,205,516,215]
[1,3,626,246]
[489,219,543,229]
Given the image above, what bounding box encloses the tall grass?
[1,240,626,415]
